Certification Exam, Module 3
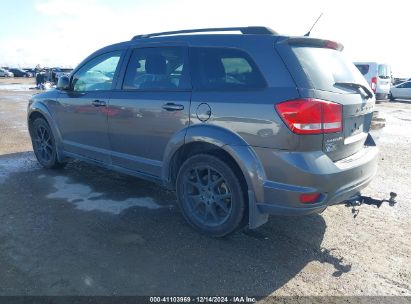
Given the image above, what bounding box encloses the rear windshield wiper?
[334,82,373,99]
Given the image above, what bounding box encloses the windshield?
[292,46,368,92]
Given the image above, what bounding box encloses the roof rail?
[131,26,277,40]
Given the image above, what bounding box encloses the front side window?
[190,47,266,90]
[72,51,122,92]
[122,47,188,91]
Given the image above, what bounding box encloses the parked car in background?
[8,68,32,77]
[49,68,74,83]
[393,77,407,85]
[0,68,14,77]
[390,81,411,100]
[56,68,73,78]
[23,69,36,77]
[28,26,378,236]
[354,62,391,100]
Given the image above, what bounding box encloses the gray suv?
[28,27,378,237]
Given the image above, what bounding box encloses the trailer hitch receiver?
[345,192,397,218]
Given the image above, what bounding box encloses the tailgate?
[275,37,375,161]
[321,91,374,161]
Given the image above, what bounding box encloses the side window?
[72,51,122,92]
[404,82,411,88]
[355,64,369,76]
[190,47,266,90]
[122,47,189,91]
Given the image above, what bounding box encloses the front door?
[56,50,123,163]
[108,46,191,177]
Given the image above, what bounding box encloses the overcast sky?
[0,0,408,76]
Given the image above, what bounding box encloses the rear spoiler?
[278,37,344,51]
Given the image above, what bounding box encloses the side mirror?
[57,75,70,90]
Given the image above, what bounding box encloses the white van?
[354,62,391,100]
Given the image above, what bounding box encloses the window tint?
[355,64,369,75]
[122,47,188,91]
[190,47,266,90]
[292,47,368,92]
[72,51,122,92]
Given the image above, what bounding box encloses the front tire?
[176,154,246,237]
[30,118,65,169]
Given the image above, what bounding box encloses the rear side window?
[355,64,369,75]
[190,47,266,90]
[292,47,368,92]
[122,47,189,91]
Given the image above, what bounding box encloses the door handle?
[92,100,106,107]
[162,103,184,111]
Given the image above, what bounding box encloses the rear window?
[355,64,369,75]
[292,47,367,92]
[190,47,266,90]
[378,64,391,79]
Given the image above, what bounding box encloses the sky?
[0,0,408,76]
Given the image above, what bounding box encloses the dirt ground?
[0,78,410,299]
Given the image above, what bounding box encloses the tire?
[176,154,246,237]
[389,93,395,101]
[30,118,65,169]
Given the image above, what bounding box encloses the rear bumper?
[253,134,378,216]
[375,93,388,100]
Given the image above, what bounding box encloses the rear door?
[401,82,411,99]
[108,45,191,177]
[392,83,406,98]
[376,64,391,94]
[276,38,375,161]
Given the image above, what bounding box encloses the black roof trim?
[131,26,277,40]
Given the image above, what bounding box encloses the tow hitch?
[345,192,397,218]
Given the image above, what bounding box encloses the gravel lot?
[0,78,410,298]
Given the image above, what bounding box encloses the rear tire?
[176,154,246,237]
[30,118,65,169]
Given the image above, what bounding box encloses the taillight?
[371,77,377,92]
[275,98,342,135]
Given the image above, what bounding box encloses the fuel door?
[196,103,211,122]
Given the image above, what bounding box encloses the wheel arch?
[162,124,269,229]
[28,103,65,161]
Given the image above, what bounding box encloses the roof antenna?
[304,13,323,36]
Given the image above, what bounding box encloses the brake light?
[371,77,377,92]
[324,40,343,51]
[275,98,342,135]
[299,193,321,204]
